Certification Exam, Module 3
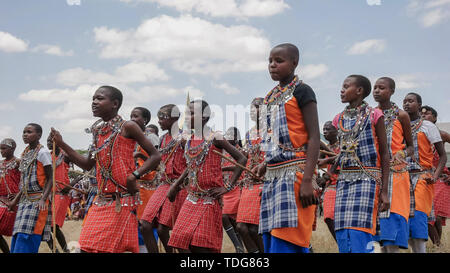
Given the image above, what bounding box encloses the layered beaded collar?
[18,144,42,173]
[379,102,399,135]
[264,75,301,106]
[86,115,124,159]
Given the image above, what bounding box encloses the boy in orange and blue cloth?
[254,43,321,253]
[403,93,447,253]
[9,124,53,253]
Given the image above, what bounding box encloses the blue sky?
[1,0,449,153]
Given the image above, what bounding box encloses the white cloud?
[407,0,450,27]
[347,39,386,55]
[212,82,241,95]
[56,62,169,86]
[119,0,289,18]
[32,44,74,56]
[298,64,329,80]
[395,74,422,90]
[0,31,28,53]
[18,83,203,132]
[93,15,271,76]
[367,0,381,6]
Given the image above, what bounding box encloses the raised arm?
[50,128,96,171]
[122,121,161,194]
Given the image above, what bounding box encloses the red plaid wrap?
[53,194,71,227]
[433,151,450,218]
[78,201,139,253]
[141,134,187,227]
[53,158,70,227]
[79,132,139,253]
[168,141,224,251]
[323,186,336,221]
[0,207,16,236]
[236,184,263,225]
[222,151,242,216]
[434,179,450,218]
[0,164,20,236]
[161,134,187,180]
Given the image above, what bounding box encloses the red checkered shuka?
[168,141,224,252]
[161,134,187,181]
[432,149,450,218]
[140,134,187,227]
[52,156,71,227]
[236,184,263,225]
[79,132,139,253]
[0,160,20,236]
[222,150,243,216]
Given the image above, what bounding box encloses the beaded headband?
[0,139,16,148]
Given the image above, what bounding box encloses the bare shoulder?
[397,109,410,122]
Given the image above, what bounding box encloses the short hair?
[159,104,181,119]
[190,99,211,122]
[378,77,396,91]
[407,92,422,105]
[99,86,123,109]
[147,124,159,136]
[0,138,16,149]
[421,105,437,118]
[273,43,299,63]
[27,123,43,136]
[133,107,151,125]
[225,127,242,148]
[348,75,372,98]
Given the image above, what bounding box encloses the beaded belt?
[186,191,216,205]
[21,192,43,202]
[265,158,306,181]
[94,192,142,212]
[138,179,158,190]
[390,162,408,173]
[339,167,381,185]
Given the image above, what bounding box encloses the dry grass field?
[3,215,448,253]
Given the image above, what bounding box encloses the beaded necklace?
[337,101,371,162]
[86,115,124,159]
[184,130,215,193]
[410,117,423,136]
[263,75,300,106]
[19,144,43,200]
[381,102,399,136]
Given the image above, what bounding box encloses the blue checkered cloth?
[13,159,52,241]
[334,108,379,231]
[259,96,303,234]
[406,124,422,171]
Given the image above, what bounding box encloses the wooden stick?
[52,141,57,254]
[320,149,337,157]
[212,150,260,179]
[55,180,88,195]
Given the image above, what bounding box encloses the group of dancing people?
[0,43,449,253]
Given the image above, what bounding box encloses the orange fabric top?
[136,145,156,181]
[417,131,434,169]
[36,161,47,189]
[284,96,308,158]
[390,119,406,155]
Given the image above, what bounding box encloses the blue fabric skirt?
[379,213,409,249]
[336,229,375,253]
[262,232,309,253]
[10,232,42,253]
[408,210,428,240]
